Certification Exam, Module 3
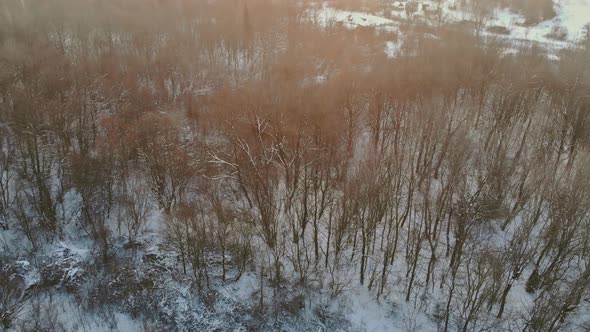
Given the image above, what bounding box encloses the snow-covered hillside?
[556,0,590,39]
[3,0,590,331]
[319,0,590,58]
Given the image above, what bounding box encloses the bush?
[0,263,30,329]
[16,295,67,332]
[487,25,511,35]
[545,25,568,41]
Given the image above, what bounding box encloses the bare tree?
[135,113,194,213]
[0,263,34,329]
[118,177,151,245]
[69,153,115,262]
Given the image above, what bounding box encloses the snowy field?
[318,0,590,59]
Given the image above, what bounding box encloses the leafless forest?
[1,0,590,331]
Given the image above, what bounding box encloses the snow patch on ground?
[385,40,401,58]
[230,272,259,299]
[318,7,399,30]
[344,288,398,332]
[113,312,143,332]
[555,0,590,40]
[15,260,40,289]
[58,240,91,261]
[318,0,589,58]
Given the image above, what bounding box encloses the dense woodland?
[1,0,590,331]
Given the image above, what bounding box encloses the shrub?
[487,25,511,35]
[545,25,568,41]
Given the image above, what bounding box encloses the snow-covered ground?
[317,0,590,59]
[319,8,397,28]
[491,0,589,48]
[2,1,590,331]
[556,0,590,39]
[317,4,400,33]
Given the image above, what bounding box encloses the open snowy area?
[2,0,590,331]
[318,0,590,58]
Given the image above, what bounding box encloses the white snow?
[490,8,559,45]
[476,0,589,44]
[316,0,590,60]
[555,0,590,40]
[113,312,143,332]
[385,40,401,58]
[318,7,398,30]
[230,272,259,299]
[58,240,90,260]
[344,288,401,332]
[15,260,40,289]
